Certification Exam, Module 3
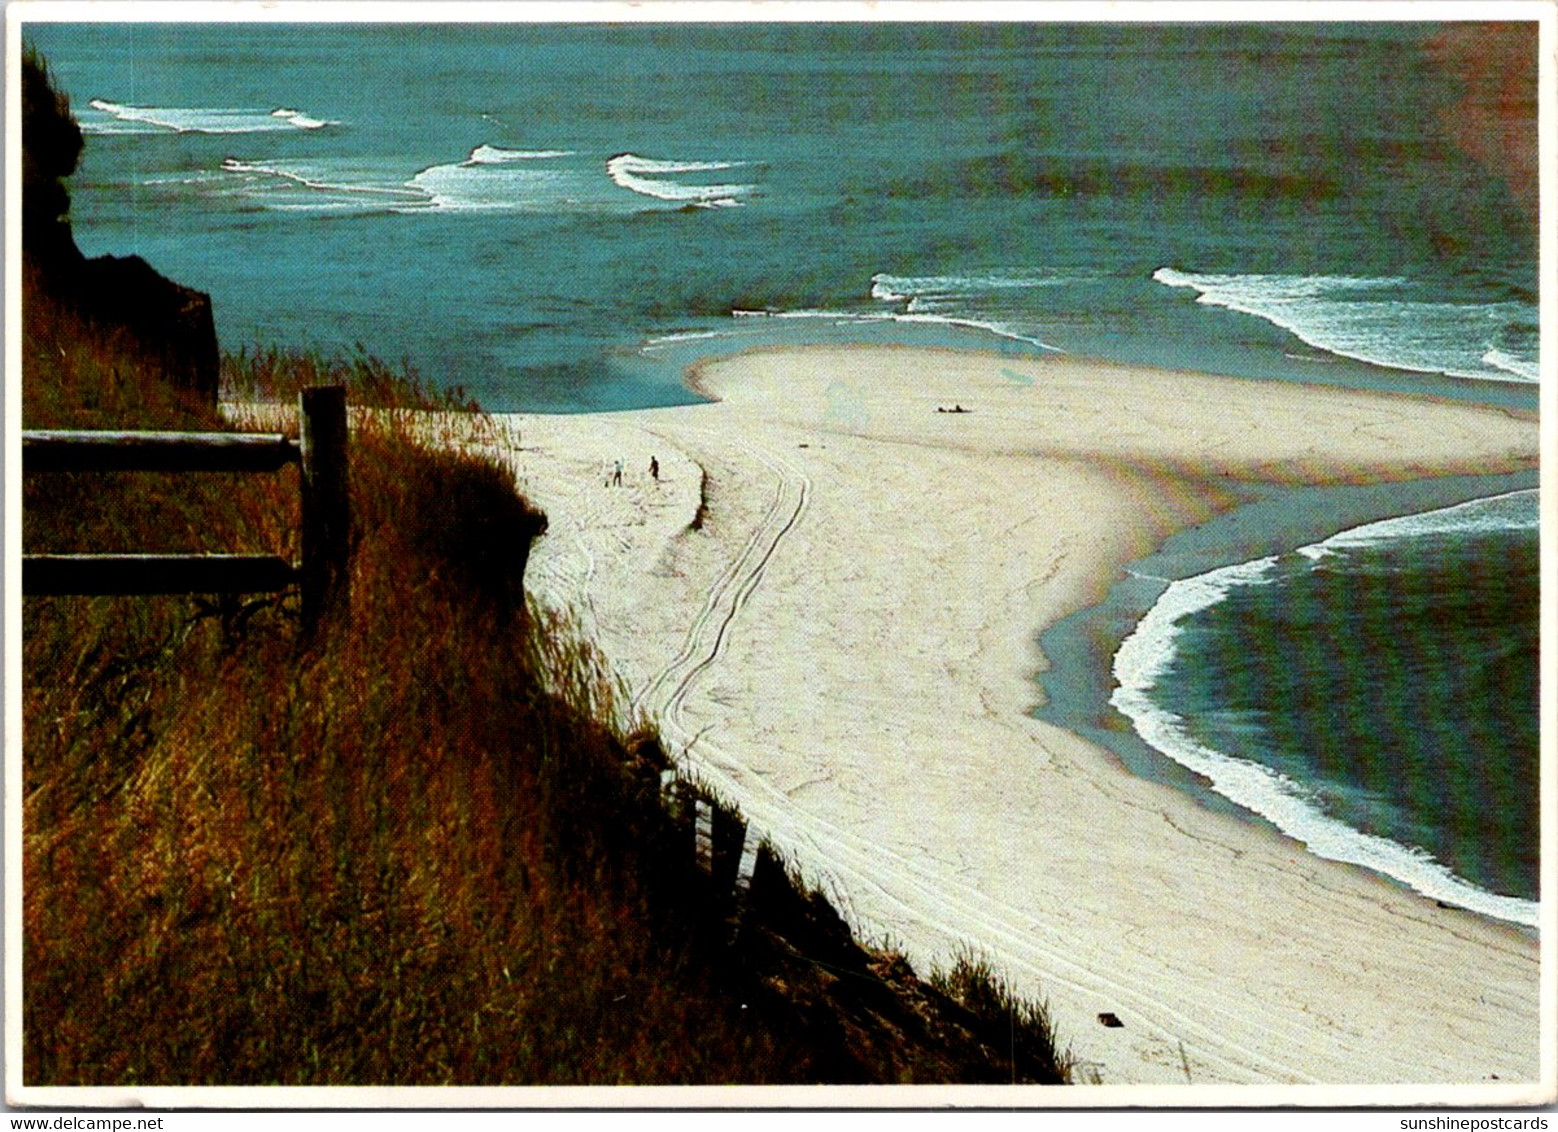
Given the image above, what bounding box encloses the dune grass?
[20,39,1072,1079]
[21,301,1073,1084]
[23,313,794,1084]
[931,955,1076,1086]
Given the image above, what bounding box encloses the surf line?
[1107,490,1539,929]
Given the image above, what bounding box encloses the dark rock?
[1097,1011,1124,1028]
[70,255,221,404]
[21,47,83,270]
[23,46,220,406]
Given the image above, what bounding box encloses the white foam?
[89,98,336,134]
[142,172,228,188]
[1152,267,1539,387]
[1482,346,1541,381]
[732,305,1064,352]
[221,146,608,213]
[732,308,886,322]
[1116,556,1284,691]
[1152,267,1539,385]
[870,277,910,303]
[1110,509,1540,928]
[267,107,329,129]
[222,158,427,207]
[1294,544,1339,563]
[1306,489,1539,555]
[895,312,1064,352]
[462,144,575,165]
[407,154,605,212]
[610,154,746,175]
[274,110,330,130]
[872,269,1090,302]
[605,152,755,208]
[640,322,778,354]
[1154,266,1401,298]
[79,110,162,136]
[645,329,728,346]
[868,270,1080,351]
[269,200,382,214]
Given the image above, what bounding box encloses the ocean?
[1111,487,1541,926]
[23,20,1542,922]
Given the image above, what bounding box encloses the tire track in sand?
[624,424,1440,1085]
[629,428,1344,1086]
[632,429,811,725]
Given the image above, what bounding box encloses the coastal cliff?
[22,47,219,405]
[20,45,1072,1088]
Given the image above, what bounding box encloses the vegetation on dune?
[23,330,1073,1086]
[20,42,1072,1088]
[221,342,482,413]
[932,955,1075,1086]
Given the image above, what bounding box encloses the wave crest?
[606,152,756,208]
[462,144,576,166]
[868,269,1076,350]
[222,158,428,208]
[1297,489,1538,562]
[89,98,336,133]
[1153,266,1539,384]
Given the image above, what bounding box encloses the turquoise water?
[24,21,1542,920]
[26,22,1539,409]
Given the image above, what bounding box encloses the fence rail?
[22,386,349,630]
[23,430,302,473]
[23,553,299,597]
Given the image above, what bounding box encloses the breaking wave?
[1153,267,1539,384]
[462,144,576,165]
[605,152,756,208]
[1111,490,1541,928]
[221,158,427,209]
[88,99,336,134]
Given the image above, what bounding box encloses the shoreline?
[679,338,1543,419]
[469,343,1542,1089]
[1033,469,1542,927]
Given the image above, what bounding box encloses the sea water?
[1111,489,1540,926]
[23,21,1542,921]
[26,22,1538,408]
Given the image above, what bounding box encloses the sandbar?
[472,346,1543,1095]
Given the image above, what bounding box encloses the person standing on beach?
[649,456,659,482]
[612,459,623,487]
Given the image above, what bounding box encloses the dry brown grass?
[21,275,1072,1089]
[19,39,1072,1087]
[21,303,802,1084]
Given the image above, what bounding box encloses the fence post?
[300,385,349,632]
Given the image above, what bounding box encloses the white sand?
[475,347,1543,1095]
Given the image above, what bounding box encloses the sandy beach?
[473,345,1542,1093]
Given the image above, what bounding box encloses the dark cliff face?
[22,47,220,406]
[21,46,84,271]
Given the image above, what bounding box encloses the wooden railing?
[22,385,349,630]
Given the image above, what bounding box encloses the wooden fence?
[22,385,349,630]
